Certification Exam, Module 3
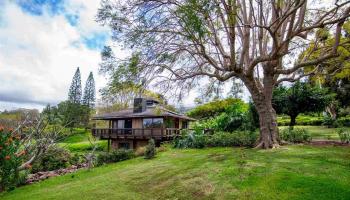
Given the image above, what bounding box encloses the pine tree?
[82,72,96,108]
[68,67,82,104]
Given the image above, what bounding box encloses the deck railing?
[91,128,184,140]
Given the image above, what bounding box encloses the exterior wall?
[111,139,149,150]
[136,140,148,149]
[111,139,134,149]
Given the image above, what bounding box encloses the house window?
[182,121,188,129]
[119,142,130,149]
[143,118,163,128]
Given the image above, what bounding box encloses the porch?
[92,128,184,140]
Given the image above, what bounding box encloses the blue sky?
[0,0,225,111]
[14,0,109,50]
[0,0,112,110]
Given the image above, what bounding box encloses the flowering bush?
[0,126,25,191]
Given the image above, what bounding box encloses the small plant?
[280,128,312,143]
[144,139,156,159]
[337,129,350,143]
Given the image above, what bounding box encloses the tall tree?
[82,72,96,108]
[68,67,82,104]
[303,21,350,118]
[272,81,333,128]
[97,0,350,148]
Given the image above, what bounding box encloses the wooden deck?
[92,128,183,140]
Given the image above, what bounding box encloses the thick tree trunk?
[242,67,280,149]
[253,98,280,148]
[289,115,297,128]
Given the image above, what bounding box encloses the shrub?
[191,102,256,132]
[245,101,259,130]
[322,116,340,128]
[173,131,258,148]
[144,139,156,159]
[70,153,86,165]
[337,116,350,127]
[31,145,72,173]
[173,132,207,149]
[207,131,258,147]
[277,114,324,126]
[280,128,312,143]
[337,129,350,143]
[96,149,134,165]
[0,127,23,191]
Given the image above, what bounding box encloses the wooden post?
[107,139,111,152]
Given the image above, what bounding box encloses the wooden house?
[91,98,195,150]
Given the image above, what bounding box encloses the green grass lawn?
[58,128,107,153]
[279,126,350,140]
[1,145,350,200]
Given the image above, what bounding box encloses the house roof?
[92,106,196,121]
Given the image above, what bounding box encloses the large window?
[119,142,130,149]
[143,118,163,128]
[182,121,188,129]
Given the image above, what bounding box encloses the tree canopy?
[304,21,350,111]
[97,0,350,148]
[272,81,333,127]
[68,67,82,104]
[187,98,244,119]
[82,72,96,108]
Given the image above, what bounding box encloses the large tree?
[272,81,332,127]
[304,21,350,118]
[97,0,350,148]
[68,67,82,104]
[82,72,96,108]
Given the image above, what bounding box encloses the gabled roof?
[92,106,196,121]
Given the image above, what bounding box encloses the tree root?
[254,141,280,149]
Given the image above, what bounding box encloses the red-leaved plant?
[0,126,26,191]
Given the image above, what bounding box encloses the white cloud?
[0,1,109,111]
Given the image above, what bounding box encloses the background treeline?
[43,68,96,130]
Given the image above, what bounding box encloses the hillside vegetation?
[1,145,350,200]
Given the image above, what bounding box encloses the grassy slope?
[1,145,350,200]
[58,128,107,152]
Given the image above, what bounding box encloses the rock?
[24,163,89,184]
